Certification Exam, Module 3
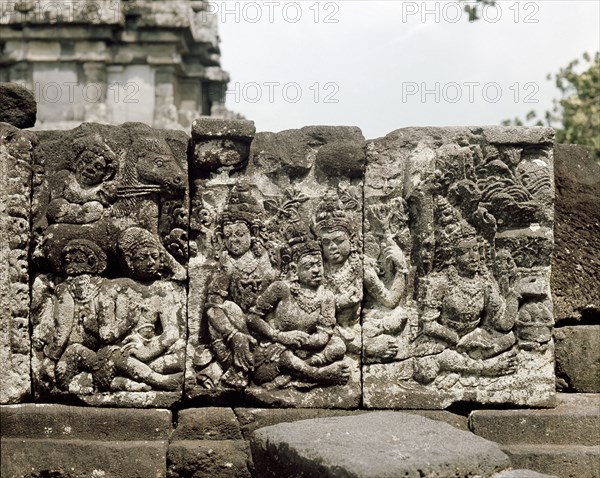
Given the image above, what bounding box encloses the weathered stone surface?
[0,123,34,404]
[235,408,467,439]
[502,445,599,478]
[235,408,367,439]
[0,404,172,440]
[173,407,243,440]
[251,411,511,478]
[0,82,37,128]
[0,1,229,130]
[186,119,365,408]
[167,440,252,478]
[1,404,172,478]
[555,326,600,392]
[469,394,600,446]
[29,123,189,407]
[552,144,600,323]
[1,439,168,478]
[493,470,558,478]
[363,127,555,409]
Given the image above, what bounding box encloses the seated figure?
[248,229,350,388]
[32,239,108,393]
[93,227,185,392]
[47,135,117,225]
[413,220,517,384]
[362,237,411,363]
[202,183,276,389]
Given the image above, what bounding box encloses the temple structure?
[0,0,229,130]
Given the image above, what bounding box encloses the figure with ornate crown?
[412,198,518,384]
[203,182,277,389]
[312,191,363,354]
[248,214,350,388]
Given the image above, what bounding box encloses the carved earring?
[289,263,298,282]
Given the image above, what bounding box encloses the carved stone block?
[186,119,364,407]
[30,123,189,407]
[362,127,555,408]
[0,124,35,404]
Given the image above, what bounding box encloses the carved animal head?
[131,137,185,194]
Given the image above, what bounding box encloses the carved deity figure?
[361,200,413,364]
[93,227,185,392]
[248,231,350,387]
[362,236,410,363]
[312,191,362,352]
[204,183,276,389]
[47,135,117,225]
[32,239,108,393]
[413,218,518,384]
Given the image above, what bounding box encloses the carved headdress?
[61,238,107,275]
[433,197,480,269]
[219,181,264,229]
[312,190,353,238]
[118,227,162,276]
[280,210,321,271]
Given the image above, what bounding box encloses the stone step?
[502,444,600,478]
[250,411,512,478]
[1,404,172,478]
[1,438,168,478]
[1,403,172,441]
[167,439,252,478]
[469,394,600,446]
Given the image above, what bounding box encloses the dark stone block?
[0,82,37,129]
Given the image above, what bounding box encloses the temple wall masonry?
[1,114,599,478]
[0,118,558,408]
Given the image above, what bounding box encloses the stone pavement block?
[234,408,366,439]
[172,407,242,440]
[555,326,600,392]
[235,408,467,439]
[250,411,511,478]
[502,444,600,478]
[469,394,600,446]
[0,404,172,441]
[167,439,252,478]
[493,470,558,478]
[1,438,168,478]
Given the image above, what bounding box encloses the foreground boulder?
[251,411,512,477]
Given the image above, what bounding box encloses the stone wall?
[0,0,229,130]
[0,116,558,409]
[1,110,599,477]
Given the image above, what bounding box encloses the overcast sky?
[215,0,600,139]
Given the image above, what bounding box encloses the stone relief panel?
[186,119,365,407]
[29,123,189,407]
[0,124,35,404]
[362,127,555,408]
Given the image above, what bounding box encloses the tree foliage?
[462,0,496,22]
[502,52,600,161]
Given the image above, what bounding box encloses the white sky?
[215,0,600,139]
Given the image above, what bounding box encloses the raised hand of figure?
[276,330,310,348]
[230,332,255,371]
[384,241,406,270]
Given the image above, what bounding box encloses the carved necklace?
[227,252,258,276]
[290,284,321,314]
[326,253,360,290]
